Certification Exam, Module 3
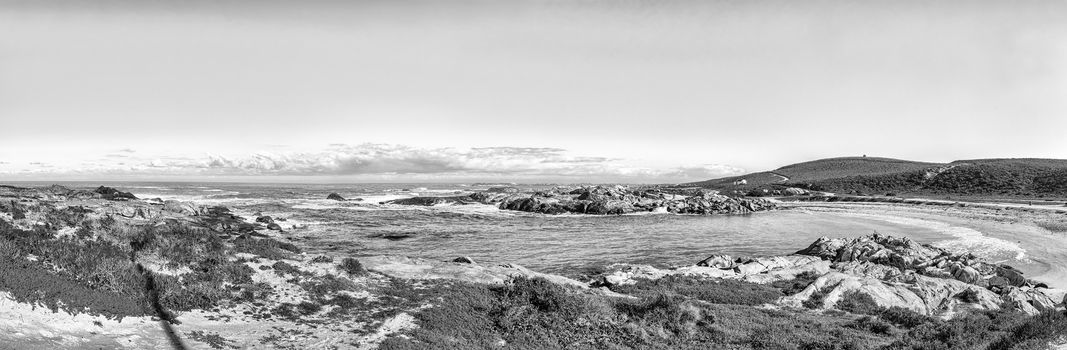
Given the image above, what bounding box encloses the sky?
[1,0,1065,183]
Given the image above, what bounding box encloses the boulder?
[266,223,283,231]
[696,255,735,269]
[255,216,275,225]
[326,193,346,201]
[163,200,199,216]
[452,256,477,264]
[94,186,137,201]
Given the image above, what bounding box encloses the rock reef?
[385,185,777,215]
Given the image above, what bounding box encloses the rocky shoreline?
[384,185,777,215]
[1,184,1065,349]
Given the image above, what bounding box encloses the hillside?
[689,157,1067,199]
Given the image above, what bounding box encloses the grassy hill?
[688,157,1067,199]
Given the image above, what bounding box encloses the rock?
[452,256,477,264]
[387,196,458,206]
[255,216,275,225]
[486,187,519,194]
[696,254,735,269]
[327,193,346,201]
[995,265,1027,287]
[266,223,283,231]
[796,234,942,269]
[93,186,137,201]
[494,185,775,216]
[1002,287,1058,315]
[948,262,982,284]
[163,200,199,216]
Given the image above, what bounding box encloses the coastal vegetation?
[690,157,1067,199]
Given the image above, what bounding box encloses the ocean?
[29,182,1035,278]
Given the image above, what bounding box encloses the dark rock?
[696,254,735,269]
[267,223,283,231]
[94,186,137,201]
[327,193,346,201]
[255,216,276,225]
[452,256,476,264]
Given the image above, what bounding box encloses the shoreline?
[782,201,1067,289]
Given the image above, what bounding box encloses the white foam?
[823,210,1027,261]
[358,194,416,203]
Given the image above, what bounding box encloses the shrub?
[339,258,365,275]
[186,330,237,350]
[1035,220,1067,233]
[0,254,148,319]
[835,290,880,315]
[9,201,26,220]
[772,270,821,295]
[301,274,356,301]
[297,301,322,315]
[232,236,301,260]
[219,263,254,285]
[988,310,1067,350]
[878,306,929,328]
[848,316,893,335]
[310,255,333,263]
[803,288,828,309]
[271,261,300,276]
[154,275,229,311]
[610,275,782,306]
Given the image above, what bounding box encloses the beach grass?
[1035,220,1067,233]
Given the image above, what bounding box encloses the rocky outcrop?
[795,234,1042,290]
[786,234,1058,316]
[593,234,1061,318]
[495,186,775,215]
[326,193,346,201]
[94,186,137,201]
[596,255,831,287]
[384,185,775,216]
[384,192,518,206]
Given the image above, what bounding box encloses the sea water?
[37,182,1034,277]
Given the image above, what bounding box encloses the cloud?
[0,143,744,183]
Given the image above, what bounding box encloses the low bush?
[804,288,828,309]
[381,277,896,349]
[232,236,301,260]
[609,275,783,306]
[310,255,333,263]
[835,290,881,315]
[848,316,893,335]
[339,258,365,275]
[154,274,230,311]
[1035,220,1067,233]
[0,254,148,319]
[271,261,300,276]
[878,306,930,328]
[186,330,237,350]
[301,274,356,301]
[772,270,821,295]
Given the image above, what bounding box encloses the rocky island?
[385,185,777,215]
[1,184,1065,349]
